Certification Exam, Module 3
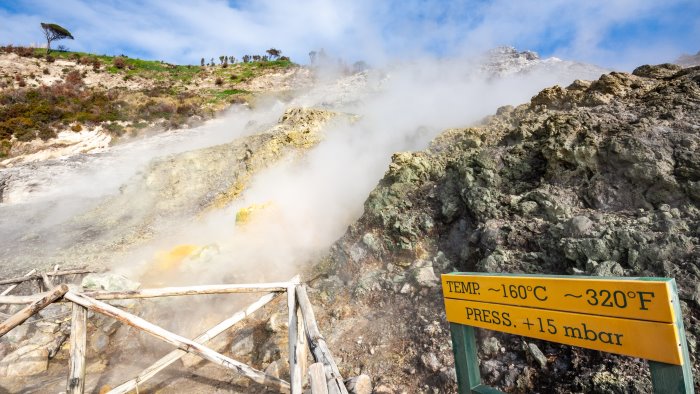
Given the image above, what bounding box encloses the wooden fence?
[0,271,350,394]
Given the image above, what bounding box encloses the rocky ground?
[308,64,700,392]
[1,51,698,393]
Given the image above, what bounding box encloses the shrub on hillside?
[45,55,55,63]
[64,70,82,86]
[15,47,34,57]
[215,77,223,86]
[38,126,56,141]
[104,122,125,136]
[113,56,127,69]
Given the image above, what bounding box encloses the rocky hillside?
[310,64,700,392]
[0,47,309,165]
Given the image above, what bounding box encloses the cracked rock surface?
[311,64,700,392]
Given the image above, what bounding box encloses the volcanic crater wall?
[317,64,700,392]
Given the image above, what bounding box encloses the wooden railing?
[0,273,351,394]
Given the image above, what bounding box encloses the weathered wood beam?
[288,282,302,394]
[295,285,348,394]
[0,282,292,304]
[309,363,329,394]
[64,291,290,393]
[67,303,87,394]
[0,269,97,286]
[0,284,68,338]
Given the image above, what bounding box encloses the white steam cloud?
[104,55,606,287]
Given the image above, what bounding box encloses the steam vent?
[0,3,698,393]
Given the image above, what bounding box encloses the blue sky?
[0,0,698,70]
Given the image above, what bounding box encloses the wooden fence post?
[67,303,87,394]
[288,284,303,393]
[309,362,329,394]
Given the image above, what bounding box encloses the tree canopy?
[40,22,74,53]
[266,48,281,59]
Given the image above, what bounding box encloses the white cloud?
[0,0,697,68]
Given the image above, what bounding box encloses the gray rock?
[258,338,280,364]
[35,321,60,334]
[481,336,501,357]
[592,370,627,393]
[100,318,121,335]
[526,342,548,369]
[0,344,48,376]
[593,261,624,277]
[348,243,367,263]
[231,329,256,356]
[691,282,700,308]
[399,283,415,294]
[91,331,109,353]
[345,374,372,394]
[81,273,140,291]
[480,359,502,380]
[413,266,439,287]
[433,251,453,271]
[361,233,382,253]
[4,323,30,343]
[567,216,594,237]
[420,352,441,372]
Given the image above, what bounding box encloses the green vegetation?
[0,46,297,158]
[218,59,294,83]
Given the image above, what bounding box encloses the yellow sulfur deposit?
[153,244,200,271]
[235,202,273,225]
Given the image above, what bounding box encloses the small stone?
[692,283,700,308]
[348,244,367,263]
[35,322,60,334]
[526,342,548,369]
[399,283,415,294]
[413,266,439,287]
[100,319,121,335]
[345,374,372,394]
[81,273,140,292]
[592,370,627,393]
[362,233,381,253]
[566,216,594,237]
[480,359,502,380]
[433,251,452,271]
[91,331,109,353]
[593,261,624,277]
[481,336,501,357]
[420,352,441,372]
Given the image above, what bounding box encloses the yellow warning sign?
[442,273,683,365]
